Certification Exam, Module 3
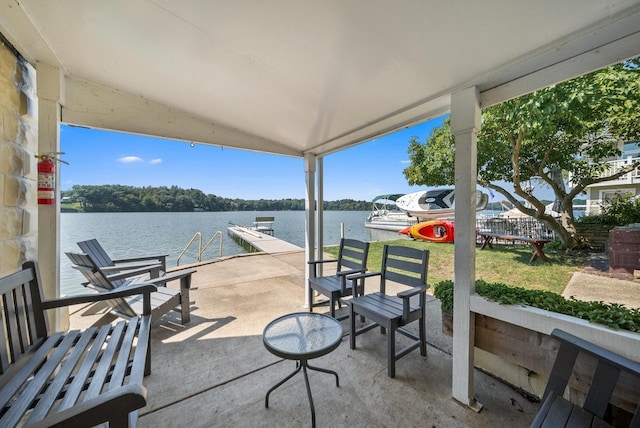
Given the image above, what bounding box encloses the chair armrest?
[24,384,147,428]
[102,264,163,281]
[99,262,162,273]
[397,283,430,299]
[112,254,167,264]
[146,269,196,290]
[307,259,338,265]
[335,268,367,294]
[345,271,381,297]
[307,259,338,277]
[41,283,157,310]
[336,268,366,277]
[346,271,380,281]
[398,283,430,321]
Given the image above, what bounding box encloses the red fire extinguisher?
[36,153,67,205]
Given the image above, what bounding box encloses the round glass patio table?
[263,312,343,428]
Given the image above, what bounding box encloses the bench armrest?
[24,384,147,428]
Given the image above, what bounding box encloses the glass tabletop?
[263,312,343,360]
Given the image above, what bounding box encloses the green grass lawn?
[324,238,589,294]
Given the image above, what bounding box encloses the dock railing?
[177,231,224,265]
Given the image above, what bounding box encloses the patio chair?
[77,238,167,277]
[308,238,370,320]
[348,245,429,378]
[66,251,195,324]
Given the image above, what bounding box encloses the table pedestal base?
[265,360,339,428]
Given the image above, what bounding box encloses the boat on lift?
[395,188,489,218]
[364,194,416,231]
[399,220,455,243]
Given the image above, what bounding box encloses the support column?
[316,157,324,274]
[451,86,482,411]
[304,153,316,309]
[36,62,66,331]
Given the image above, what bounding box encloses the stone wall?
[0,40,38,277]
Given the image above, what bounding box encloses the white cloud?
[400,160,411,164]
[118,156,143,163]
[149,158,162,165]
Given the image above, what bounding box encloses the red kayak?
[399,220,455,243]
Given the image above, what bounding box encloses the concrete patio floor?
[69,250,541,427]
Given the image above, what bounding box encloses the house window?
[601,189,635,204]
[622,142,640,157]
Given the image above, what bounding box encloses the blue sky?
[60,117,554,203]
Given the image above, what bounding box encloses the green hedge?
[433,279,640,332]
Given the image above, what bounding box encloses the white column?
[304,153,316,309]
[317,157,324,273]
[36,62,66,331]
[451,86,482,411]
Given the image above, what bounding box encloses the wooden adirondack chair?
[77,238,168,276]
[66,252,195,324]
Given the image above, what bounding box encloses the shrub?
[576,193,640,227]
[432,279,640,332]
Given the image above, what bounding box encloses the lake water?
[60,211,401,296]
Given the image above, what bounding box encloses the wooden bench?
[0,261,154,427]
[531,329,640,428]
[478,232,551,263]
[254,216,275,235]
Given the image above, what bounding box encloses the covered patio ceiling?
[1,0,640,157]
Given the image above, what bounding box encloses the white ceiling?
[1,0,640,157]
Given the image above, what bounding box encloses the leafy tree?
[404,58,640,248]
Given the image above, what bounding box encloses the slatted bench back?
[0,261,48,376]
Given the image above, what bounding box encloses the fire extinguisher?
[36,152,67,205]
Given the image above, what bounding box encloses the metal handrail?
[177,231,224,266]
[200,231,223,262]
[177,232,202,266]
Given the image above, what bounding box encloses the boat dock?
[227,225,302,254]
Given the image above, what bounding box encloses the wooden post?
[36,62,67,332]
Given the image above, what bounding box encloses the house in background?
[583,141,640,214]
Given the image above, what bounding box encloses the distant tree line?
[61,185,371,212]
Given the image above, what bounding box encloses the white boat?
[364,194,417,231]
[499,202,561,218]
[395,188,489,218]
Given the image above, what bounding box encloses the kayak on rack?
[399,220,455,243]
